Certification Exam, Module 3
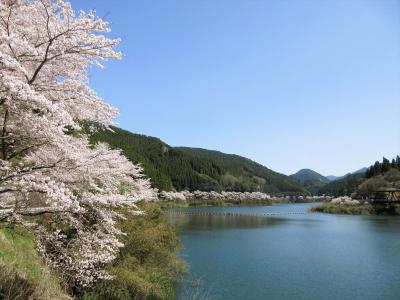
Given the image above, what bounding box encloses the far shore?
[155,197,327,208]
[310,202,400,216]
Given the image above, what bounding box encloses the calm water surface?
[167,203,400,300]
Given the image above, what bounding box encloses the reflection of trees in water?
[363,215,400,232]
[167,211,324,231]
[169,214,286,230]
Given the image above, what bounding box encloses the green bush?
[86,202,185,300]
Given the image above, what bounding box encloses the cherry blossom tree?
[159,190,272,202]
[0,0,156,288]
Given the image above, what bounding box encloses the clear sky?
[70,0,400,176]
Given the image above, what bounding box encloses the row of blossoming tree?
[0,0,157,288]
[159,190,272,202]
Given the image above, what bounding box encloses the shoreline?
[310,203,400,216]
[156,198,325,208]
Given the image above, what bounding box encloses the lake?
[166,203,400,300]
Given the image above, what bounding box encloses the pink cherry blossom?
[0,0,156,287]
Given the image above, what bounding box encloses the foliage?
[85,202,185,300]
[177,147,308,194]
[355,176,388,199]
[352,160,400,199]
[0,226,68,299]
[313,157,400,215]
[318,156,400,197]
[88,126,223,192]
[384,168,400,183]
[365,156,400,178]
[0,0,155,289]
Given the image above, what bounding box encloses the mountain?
[318,166,369,196]
[290,169,330,194]
[353,167,368,174]
[88,126,307,195]
[326,175,338,181]
[319,158,400,196]
[318,173,365,196]
[325,167,368,182]
[176,147,308,194]
[290,169,329,184]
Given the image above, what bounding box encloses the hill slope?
[176,147,308,194]
[326,175,338,181]
[290,169,329,184]
[325,167,368,182]
[89,126,307,194]
[290,169,330,194]
[318,173,365,196]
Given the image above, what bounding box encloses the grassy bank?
[310,203,400,215]
[0,226,69,300]
[0,202,185,300]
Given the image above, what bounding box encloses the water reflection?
[364,216,400,232]
[167,214,284,231]
[167,213,326,232]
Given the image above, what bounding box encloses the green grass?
[310,203,377,215]
[0,225,69,300]
[0,202,186,300]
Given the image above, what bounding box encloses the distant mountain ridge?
[290,169,329,183]
[290,169,330,194]
[88,126,307,195]
[320,157,400,197]
[325,167,368,182]
[289,167,369,195]
[319,172,365,196]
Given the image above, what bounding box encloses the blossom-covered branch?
[0,0,156,288]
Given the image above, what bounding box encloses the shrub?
[86,202,185,300]
[0,265,36,300]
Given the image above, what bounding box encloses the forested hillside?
[319,156,400,197]
[176,147,307,194]
[89,126,307,194]
[318,173,365,196]
[290,169,329,194]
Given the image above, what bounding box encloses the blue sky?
[71,0,400,176]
